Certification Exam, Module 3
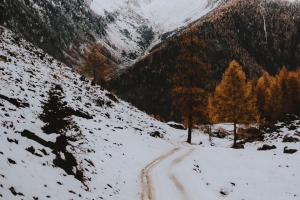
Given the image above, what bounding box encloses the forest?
[108,0,300,122]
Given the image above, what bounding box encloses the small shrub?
[282,135,300,143]
[150,131,163,138]
[105,93,119,103]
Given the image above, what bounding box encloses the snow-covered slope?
[0,26,185,199]
[1,25,299,200]
[90,0,226,62]
[91,0,225,32]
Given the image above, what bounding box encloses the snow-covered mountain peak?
[88,0,225,67]
[91,0,224,33]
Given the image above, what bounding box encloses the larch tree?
[78,43,111,85]
[267,75,283,119]
[172,25,209,144]
[255,71,272,119]
[286,71,299,114]
[209,60,259,148]
[277,67,289,113]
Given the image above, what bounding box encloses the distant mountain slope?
[0,0,225,69]
[109,0,300,122]
[0,26,184,199]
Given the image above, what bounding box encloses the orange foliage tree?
[78,43,112,85]
[209,60,259,148]
[255,71,272,119]
[171,25,209,144]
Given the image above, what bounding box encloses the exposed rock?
[167,122,185,130]
[283,147,298,154]
[258,144,277,151]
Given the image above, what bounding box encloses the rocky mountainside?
[109,0,300,121]
[0,25,185,199]
[0,0,225,69]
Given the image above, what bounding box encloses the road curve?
[140,148,180,200]
[140,145,195,200]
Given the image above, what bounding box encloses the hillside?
[109,0,300,121]
[1,25,300,200]
[0,26,185,199]
[0,0,225,69]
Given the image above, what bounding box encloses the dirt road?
[140,143,195,200]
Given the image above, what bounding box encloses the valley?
[1,0,300,199]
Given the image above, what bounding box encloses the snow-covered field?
[1,26,300,200]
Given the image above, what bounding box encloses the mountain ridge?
[0,0,225,69]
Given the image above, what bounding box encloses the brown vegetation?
[79,43,116,86]
[209,60,259,148]
[171,25,209,143]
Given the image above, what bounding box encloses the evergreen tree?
[171,25,209,144]
[209,60,259,148]
[39,84,71,134]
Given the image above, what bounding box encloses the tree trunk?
[187,113,192,144]
[233,122,237,148]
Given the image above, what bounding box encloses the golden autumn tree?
[172,25,209,144]
[286,71,299,113]
[78,43,112,85]
[267,75,283,119]
[277,67,289,113]
[209,60,259,148]
[255,71,272,119]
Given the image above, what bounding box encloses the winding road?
[140,142,196,200]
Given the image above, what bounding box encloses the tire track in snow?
[140,146,195,200]
[140,148,180,200]
[167,148,196,200]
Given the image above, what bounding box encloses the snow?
[90,0,222,33]
[0,26,185,199]
[1,25,300,200]
[89,0,224,65]
[146,129,300,200]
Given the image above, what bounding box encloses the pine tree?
[171,25,209,144]
[39,84,71,134]
[209,60,259,148]
[78,43,110,85]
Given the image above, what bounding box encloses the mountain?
[108,0,300,121]
[1,24,300,200]
[0,25,185,199]
[0,0,225,69]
